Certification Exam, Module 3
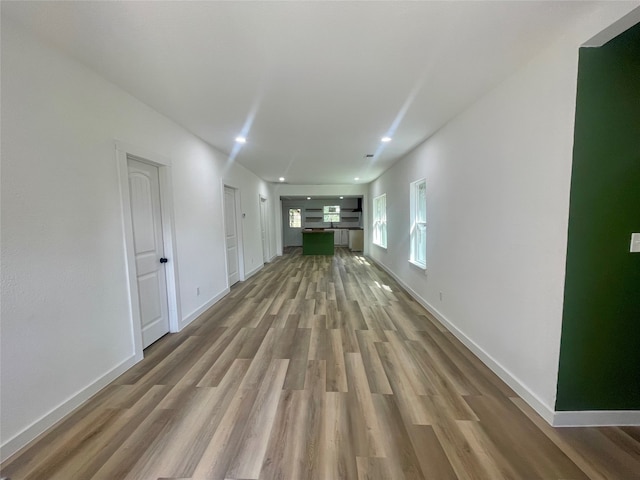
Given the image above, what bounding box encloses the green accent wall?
[556,22,640,411]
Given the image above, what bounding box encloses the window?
[373,194,387,248]
[323,205,340,223]
[410,179,426,268]
[289,208,301,228]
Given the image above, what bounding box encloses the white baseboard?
[0,355,140,463]
[244,263,264,280]
[553,410,640,427]
[369,257,556,426]
[180,265,268,331]
[180,287,230,330]
[371,257,640,427]
[3,286,232,463]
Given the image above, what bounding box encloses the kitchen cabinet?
[340,229,349,245]
[348,230,364,252]
[331,229,349,246]
[302,231,334,255]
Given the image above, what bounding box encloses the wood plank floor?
[2,248,639,480]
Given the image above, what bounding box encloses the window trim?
[409,179,427,270]
[323,205,341,223]
[409,258,426,270]
[372,193,387,249]
[288,207,302,229]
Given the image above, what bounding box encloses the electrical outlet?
[196,287,200,296]
[439,291,443,301]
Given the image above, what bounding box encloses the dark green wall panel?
[556,22,640,411]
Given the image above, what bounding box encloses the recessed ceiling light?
[354,177,360,181]
[307,197,311,200]
[235,136,247,143]
[279,177,285,182]
[381,136,392,142]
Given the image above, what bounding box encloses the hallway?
[2,249,639,479]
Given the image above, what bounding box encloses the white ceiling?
[3,1,604,185]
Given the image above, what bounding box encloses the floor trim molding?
[245,263,264,280]
[1,355,139,463]
[369,256,640,427]
[180,287,230,330]
[553,410,640,427]
[368,256,556,426]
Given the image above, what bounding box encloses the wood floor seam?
[2,248,638,480]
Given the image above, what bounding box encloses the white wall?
[368,3,639,422]
[0,19,271,460]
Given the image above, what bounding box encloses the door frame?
[115,141,182,361]
[259,194,270,263]
[221,182,246,284]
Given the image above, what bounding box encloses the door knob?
[159,257,168,263]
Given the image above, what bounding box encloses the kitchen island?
[302,230,334,255]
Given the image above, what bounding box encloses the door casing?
[127,158,170,348]
[259,195,270,263]
[224,186,240,286]
[116,141,181,360]
[221,181,246,285]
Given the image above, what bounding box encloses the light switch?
[630,233,640,253]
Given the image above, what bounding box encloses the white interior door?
[260,196,269,263]
[128,158,170,348]
[224,186,240,286]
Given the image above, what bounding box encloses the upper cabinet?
[340,209,361,227]
[303,206,362,228]
[304,208,324,226]
[284,196,363,229]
